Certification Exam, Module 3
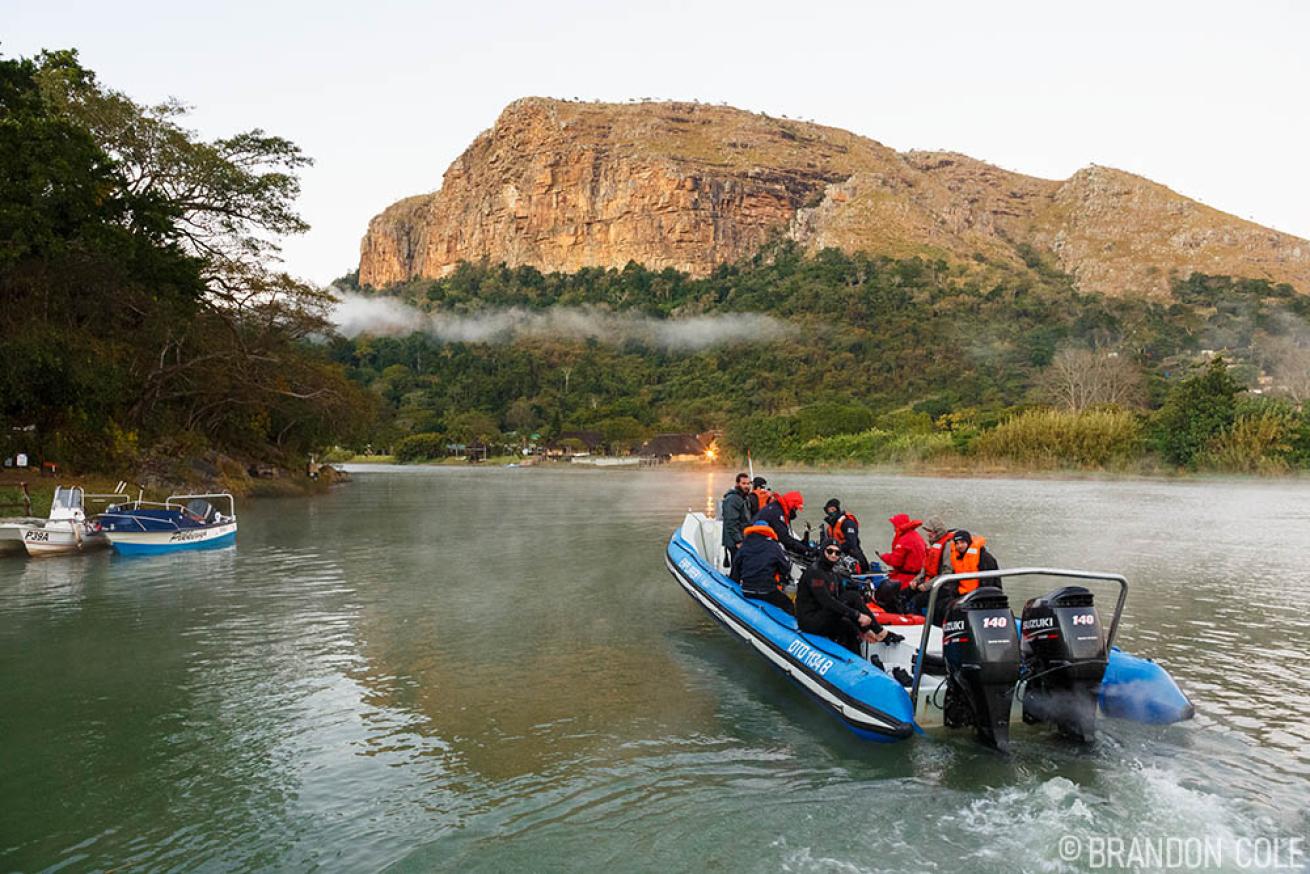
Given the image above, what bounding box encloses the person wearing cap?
[821,498,869,573]
[797,541,889,654]
[875,513,926,613]
[900,516,958,616]
[920,515,956,581]
[751,490,809,555]
[747,476,774,517]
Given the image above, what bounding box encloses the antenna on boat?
[115,480,126,494]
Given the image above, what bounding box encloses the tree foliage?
[0,50,372,470]
[1151,358,1242,468]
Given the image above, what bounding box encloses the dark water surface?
[2,468,1308,872]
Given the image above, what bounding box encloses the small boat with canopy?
[0,486,128,557]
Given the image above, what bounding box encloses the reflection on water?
[1,468,1308,872]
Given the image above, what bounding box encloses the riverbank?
[0,454,347,518]
[339,454,1310,483]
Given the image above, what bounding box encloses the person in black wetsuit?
[796,542,888,654]
[731,522,795,615]
[821,498,870,573]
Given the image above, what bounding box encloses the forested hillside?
[332,247,1310,472]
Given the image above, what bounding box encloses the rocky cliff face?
[359,98,1310,298]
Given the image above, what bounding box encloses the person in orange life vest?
[874,514,927,613]
[920,515,956,580]
[821,498,869,573]
[731,522,795,615]
[944,529,1000,596]
[747,476,774,517]
[752,490,809,554]
[900,515,956,615]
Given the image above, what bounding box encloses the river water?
[2,468,1308,872]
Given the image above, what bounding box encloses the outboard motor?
[1020,586,1108,742]
[941,587,1021,751]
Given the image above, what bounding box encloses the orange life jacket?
[829,512,859,544]
[752,488,774,512]
[950,535,987,594]
[924,531,953,577]
[741,523,777,540]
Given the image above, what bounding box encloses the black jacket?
[753,500,808,554]
[823,512,869,572]
[732,532,792,594]
[797,557,869,628]
[720,487,751,548]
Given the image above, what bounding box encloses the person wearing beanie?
[747,476,773,517]
[821,497,869,573]
[945,529,1000,595]
[921,515,956,580]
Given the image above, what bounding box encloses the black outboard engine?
[941,587,1021,751]
[1020,586,1108,742]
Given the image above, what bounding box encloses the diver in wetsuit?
[797,543,889,654]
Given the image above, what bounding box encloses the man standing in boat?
[720,472,752,570]
[821,498,869,573]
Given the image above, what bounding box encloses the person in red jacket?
[875,513,926,612]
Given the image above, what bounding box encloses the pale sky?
[8,0,1309,285]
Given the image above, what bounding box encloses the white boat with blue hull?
[667,512,1193,749]
[98,493,237,556]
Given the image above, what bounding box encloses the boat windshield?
[51,487,83,511]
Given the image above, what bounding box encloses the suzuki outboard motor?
[941,587,1021,751]
[1020,586,1108,742]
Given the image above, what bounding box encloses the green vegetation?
[336,251,1310,475]
[6,50,1307,479]
[0,50,373,477]
[976,409,1144,469]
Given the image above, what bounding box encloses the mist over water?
[329,291,795,350]
[2,470,1308,871]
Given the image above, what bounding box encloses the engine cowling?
[941,587,1021,751]
[1020,586,1107,741]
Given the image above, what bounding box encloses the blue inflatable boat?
[667,513,1193,748]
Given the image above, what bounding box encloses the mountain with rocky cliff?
[358,98,1309,298]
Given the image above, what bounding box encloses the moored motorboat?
[0,516,44,554]
[97,493,237,556]
[7,486,127,557]
[667,512,1193,748]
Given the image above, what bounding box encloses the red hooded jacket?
[880,513,926,588]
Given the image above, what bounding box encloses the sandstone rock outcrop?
[359,98,1309,298]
